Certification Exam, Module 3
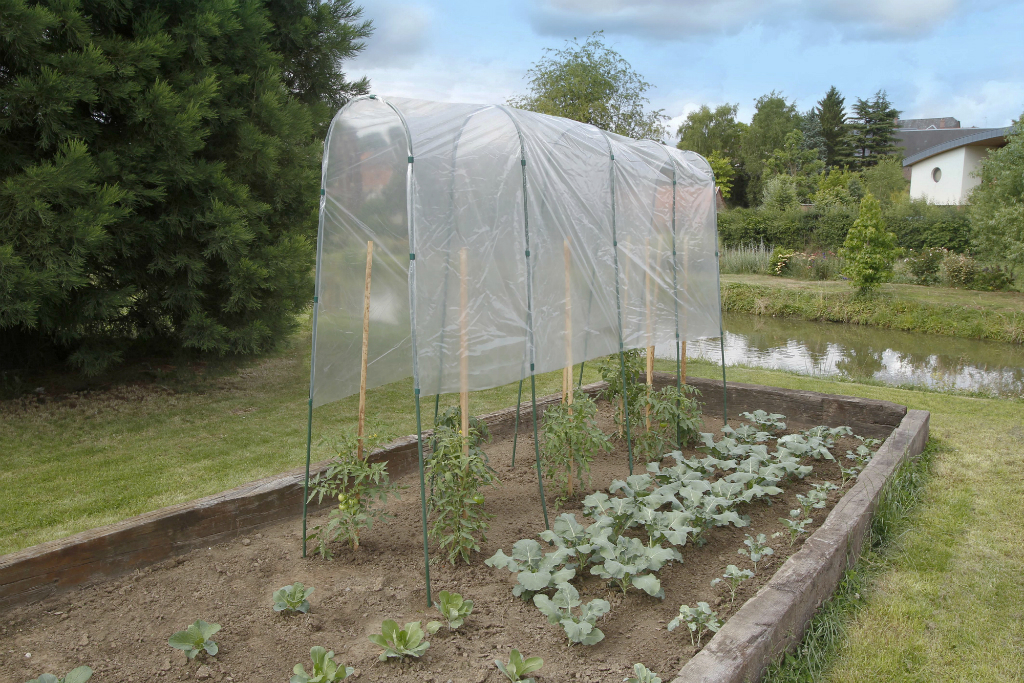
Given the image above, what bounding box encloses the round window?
[932,167,942,182]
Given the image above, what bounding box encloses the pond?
[661,313,1024,398]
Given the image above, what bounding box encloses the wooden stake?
[644,238,653,431]
[680,341,687,383]
[356,240,373,461]
[459,248,470,456]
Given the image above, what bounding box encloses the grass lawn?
[2,334,1022,679]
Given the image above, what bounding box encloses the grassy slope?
[720,273,1024,343]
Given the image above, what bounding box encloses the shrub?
[787,252,843,281]
[840,193,899,294]
[769,249,796,276]
[969,265,1015,291]
[942,252,976,288]
[761,175,799,211]
[905,247,946,285]
[810,206,857,250]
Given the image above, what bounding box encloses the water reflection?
[658,313,1024,397]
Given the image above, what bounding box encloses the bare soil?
[0,401,867,683]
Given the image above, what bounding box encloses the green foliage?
[533,582,611,646]
[905,247,946,284]
[589,533,679,597]
[970,113,1024,262]
[290,647,353,683]
[368,619,441,661]
[633,385,703,462]
[667,602,722,647]
[0,0,372,373]
[816,86,855,169]
[599,349,645,431]
[942,252,976,287]
[168,620,220,659]
[712,564,755,606]
[840,193,900,294]
[762,176,800,211]
[738,533,774,571]
[676,103,746,159]
[432,405,490,448]
[274,582,314,614]
[707,151,737,200]
[486,538,576,600]
[541,395,612,502]
[780,510,813,545]
[495,649,544,683]
[434,590,473,630]
[769,249,796,276]
[24,667,92,683]
[765,130,824,202]
[510,32,665,139]
[740,410,786,434]
[428,425,498,564]
[812,168,862,208]
[861,156,909,204]
[625,663,662,683]
[849,91,902,167]
[306,433,400,557]
[741,91,800,201]
[884,199,971,252]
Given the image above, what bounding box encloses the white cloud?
[351,1,434,69]
[528,0,962,41]
[354,56,527,104]
[906,76,1024,128]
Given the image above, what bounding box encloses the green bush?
[905,247,946,285]
[884,201,972,252]
[969,265,1016,291]
[840,194,899,295]
[810,206,858,250]
[941,252,976,288]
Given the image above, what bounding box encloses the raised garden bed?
[0,377,926,683]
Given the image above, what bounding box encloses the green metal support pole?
[619,349,634,475]
[577,361,585,389]
[720,331,728,425]
[530,370,550,531]
[414,389,432,606]
[511,377,523,467]
[302,398,313,557]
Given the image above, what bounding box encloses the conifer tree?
[849,90,902,168]
[816,86,854,168]
[0,0,372,373]
[840,193,899,294]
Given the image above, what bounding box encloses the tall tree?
[849,90,902,167]
[798,108,828,162]
[510,31,666,140]
[740,92,799,202]
[816,86,854,168]
[0,0,372,374]
[970,113,1024,262]
[675,104,746,159]
[765,130,825,203]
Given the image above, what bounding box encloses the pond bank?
[720,275,1024,344]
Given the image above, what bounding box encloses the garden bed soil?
[0,401,870,683]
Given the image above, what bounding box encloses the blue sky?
[345,0,1024,139]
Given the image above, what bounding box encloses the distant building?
[895,118,1010,205]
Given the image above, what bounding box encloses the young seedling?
[290,646,353,682]
[625,663,662,683]
[737,533,774,572]
[711,564,754,606]
[495,649,544,682]
[368,619,441,661]
[434,590,473,630]
[168,620,220,659]
[780,510,813,545]
[667,602,722,647]
[274,582,314,614]
[25,667,92,683]
[533,582,611,646]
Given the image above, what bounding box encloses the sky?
[345,0,1024,140]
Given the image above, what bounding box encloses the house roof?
[903,127,1012,166]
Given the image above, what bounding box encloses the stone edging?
[671,408,930,683]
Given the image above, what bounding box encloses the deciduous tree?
[970,114,1024,262]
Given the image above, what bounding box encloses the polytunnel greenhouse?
[302,95,726,596]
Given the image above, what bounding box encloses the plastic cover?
[312,96,720,408]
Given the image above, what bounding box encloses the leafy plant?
[840,192,900,295]
[780,510,813,545]
[368,620,441,661]
[25,667,92,683]
[599,349,645,437]
[668,602,722,647]
[737,533,774,572]
[540,395,612,502]
[625,663,662,683]
[168,620,221,659]
[589,534,680,598]
[306,432,401,557]
[533,582,611,646]
[739,410,786,434]
[434,590,473,630]
[432,405,490,449]
[540,513,600,566]
[274,582,314,614]
[428,425,498,564]
[495,649,544,683]
[486,538,575,600]
[711,564,754,606]
[633,385,703,460]
[290,647,353,683]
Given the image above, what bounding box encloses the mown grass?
[720,274,1024,343]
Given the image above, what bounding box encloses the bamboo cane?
[356,240,373,460]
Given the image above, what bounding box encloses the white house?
[902,127,1010,205]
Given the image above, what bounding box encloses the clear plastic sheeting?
[311,96,720,408]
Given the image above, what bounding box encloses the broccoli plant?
[589,534,680,598]
[625,663,662,683]
[667,602,722,647]
[274,582,314,614]
[428,425,498,564]
[486,538,576,600]
[780,510,813,545]
[540,395,612,502]
[539,513,601,566]
[168,620,220,659]
[737,533,774,572]
[533,582,611,646]
[25,667,92,683]
[711,565,754,606]
[495,649,544,682]
[290,647,353,683]
[739,410,786,434]
[306,432,401,557]
[368,620,441,661]
[434,590,473,630]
